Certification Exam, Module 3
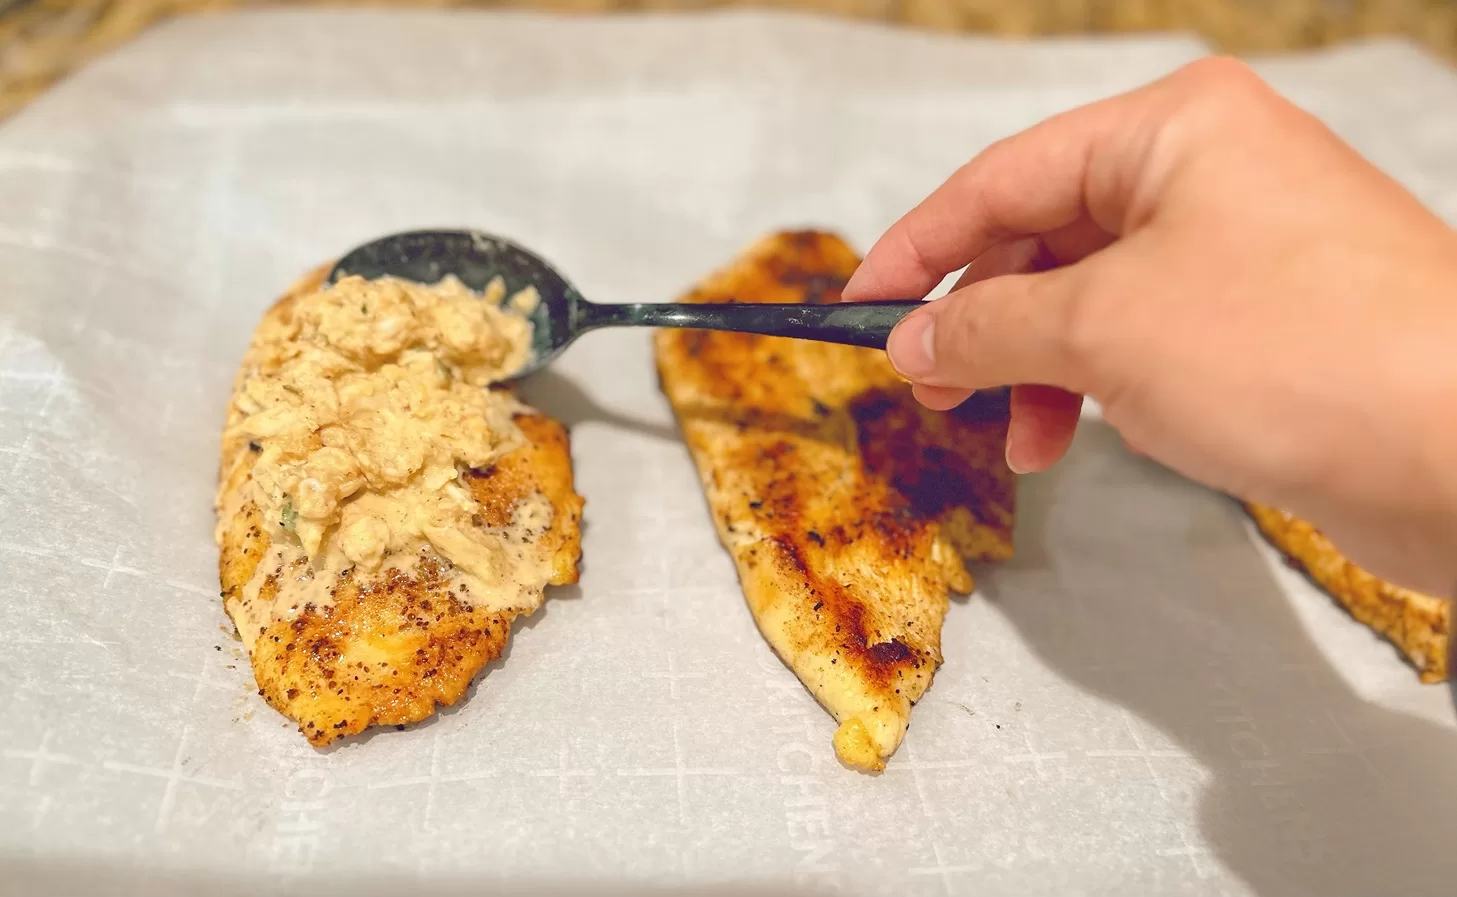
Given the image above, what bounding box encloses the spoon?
[325,229,922,380]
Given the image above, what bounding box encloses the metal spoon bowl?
[326,229,921,380]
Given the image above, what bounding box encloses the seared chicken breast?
[654,231,1016,771]
[1247,503,1449,682]
[217,264,583,746]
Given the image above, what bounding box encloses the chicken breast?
[216,263,583,746]
[1247,503,1449,683]
[654,231,1016,771]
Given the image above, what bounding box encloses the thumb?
[885,264,1095,395]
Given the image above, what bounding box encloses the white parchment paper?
[0,11,1454,896]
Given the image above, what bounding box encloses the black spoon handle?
[579,300,923,350]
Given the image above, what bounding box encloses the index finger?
[842,74,1171,302]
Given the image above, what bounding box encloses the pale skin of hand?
[843,56,1457,599]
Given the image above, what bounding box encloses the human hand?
[843,57,1457,598]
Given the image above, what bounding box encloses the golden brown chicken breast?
[654,231,1015,772]
[1247,503,1449,683]
[216,264,583,746]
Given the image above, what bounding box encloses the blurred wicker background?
[2,0,1455,118]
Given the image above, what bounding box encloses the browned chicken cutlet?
[1246,503,1449,683]
[654,231,1016,771]
[216,264,583,746]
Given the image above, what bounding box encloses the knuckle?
[962,141,1018,233]
[1034,269,1105,390]
[938,292,984,352]
[1180,55,1262,93]
[964,136,1013,176]
[894,225,936,287]
[1176,56,1273,117]
[932,293,987,373]
[1153,56,1277,162]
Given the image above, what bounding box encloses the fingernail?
[887,313,935,378]
[1005,441,1028,475]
